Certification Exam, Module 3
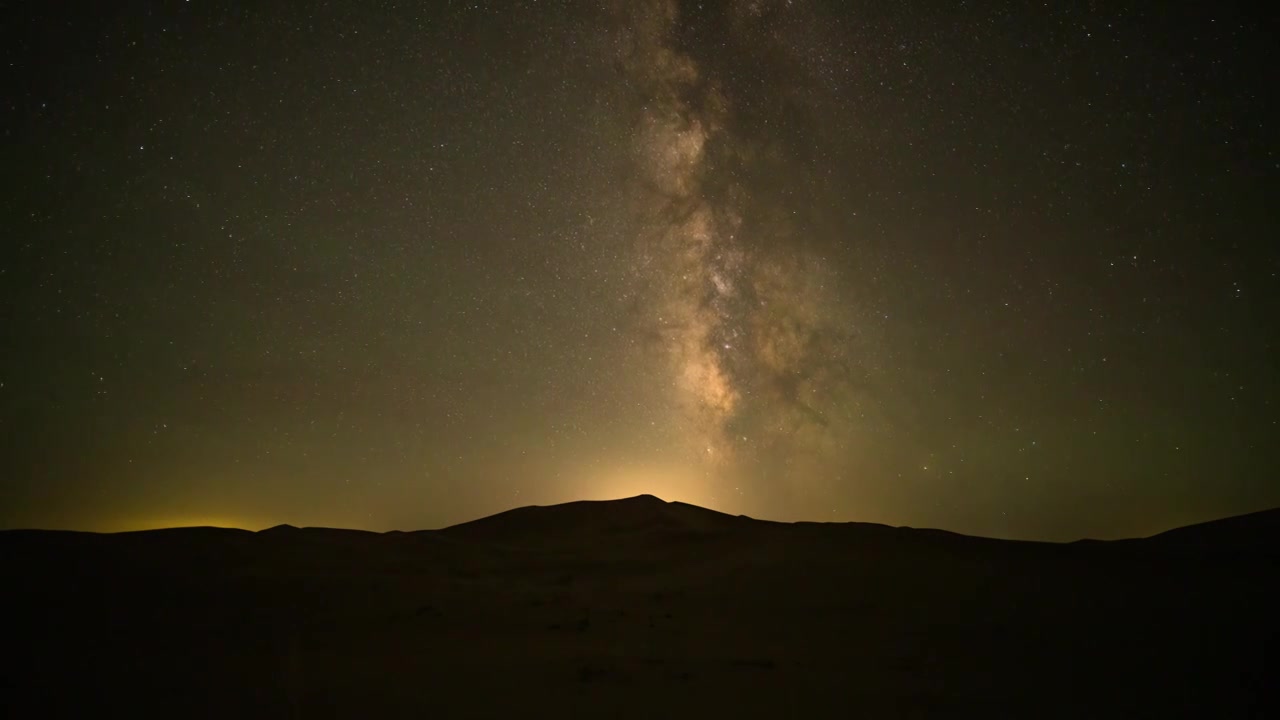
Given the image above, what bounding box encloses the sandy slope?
[4,496,1277,718]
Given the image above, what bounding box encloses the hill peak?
[614,493,667,505]
[438,494,744,546]
[259,524,299,533]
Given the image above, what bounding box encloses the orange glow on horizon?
[94,514,272,533]
[570,462,736,515]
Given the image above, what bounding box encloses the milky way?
[614,0,889,509]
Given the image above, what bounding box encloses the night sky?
[3,0,1276,540]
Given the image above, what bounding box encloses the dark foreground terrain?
[4,496,1277,718]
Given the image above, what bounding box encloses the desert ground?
[4,495,1276,717]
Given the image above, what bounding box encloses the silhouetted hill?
[438,494,756,546]
[3,499,1277,718]
[1145,507,1280,556]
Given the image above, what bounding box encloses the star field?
[2,0,1276,539]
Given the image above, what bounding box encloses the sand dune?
[4,497,1277,717]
